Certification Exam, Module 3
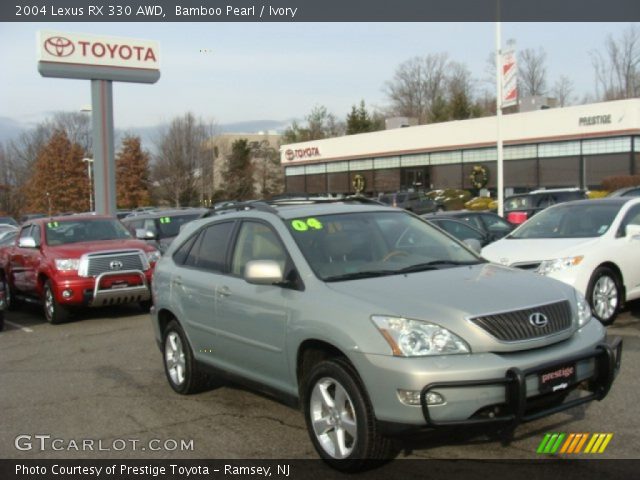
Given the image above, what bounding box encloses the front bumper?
[353,320,620,427]
[52,270,151,307]
[422,336,622,427]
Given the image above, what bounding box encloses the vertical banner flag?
[502,49,517,108]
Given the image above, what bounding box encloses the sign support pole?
[91,79,116,216]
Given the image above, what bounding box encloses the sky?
[0,22,635,136]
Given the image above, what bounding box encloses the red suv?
[0,215,160,324]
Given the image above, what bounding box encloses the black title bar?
[2,0,640,22]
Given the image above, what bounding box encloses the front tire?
[3,276,20,311]
[586,266,622,326]
[303,358,394,471]
[163,320,210,394]
[43,280,69,324]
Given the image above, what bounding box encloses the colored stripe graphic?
[538,433,613,455]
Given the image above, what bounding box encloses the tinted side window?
[231,222,287,276]
[618,204,640,236]
[173,234,200,265]
[185,222,234,272]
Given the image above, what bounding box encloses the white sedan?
[482,197,640,325]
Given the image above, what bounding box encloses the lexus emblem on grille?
[529,312,549,328]
[109,260,124,270]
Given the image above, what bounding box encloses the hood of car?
[46,239,156,258]
[482,237,599,266]
[325,263,577,353]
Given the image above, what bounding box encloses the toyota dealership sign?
[37,30,160,83]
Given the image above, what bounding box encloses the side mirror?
[463,238,482,253]
[18,236,38,248]
[626,224,640,240]
[244,260,284,285]
[136,228,157,240]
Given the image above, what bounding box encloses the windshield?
[156,214,201,238]
[509,203,620,239]
[45,219,132,245]
[287,210,482,281]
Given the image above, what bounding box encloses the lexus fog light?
[397,389,445,406]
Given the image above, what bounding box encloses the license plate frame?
[539,363,576,394]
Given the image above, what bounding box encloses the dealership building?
[281,99,640,195]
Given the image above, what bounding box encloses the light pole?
[83,157,94,212]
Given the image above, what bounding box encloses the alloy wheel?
[309,377,358,459]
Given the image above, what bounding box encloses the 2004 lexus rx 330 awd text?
[150,200,621,471]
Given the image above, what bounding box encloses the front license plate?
[539,363,576,393]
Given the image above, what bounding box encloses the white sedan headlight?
[372,315,470,357]
[575,290,592,327]
[536,255,584,275]
[54,259,80,271]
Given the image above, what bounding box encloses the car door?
[10,225,36,293]
[170,221,235,358]
[214,220,293,390]
[615,204,640,298]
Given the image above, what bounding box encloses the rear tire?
[43,280,69,324]
[0,311,4,332]
[586,266,622,326]
[303,358,394,471]
[3,276,20,311]
[163,320,210,394]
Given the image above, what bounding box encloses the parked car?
[121,208,208,254]
[504,188,587,225]
[482,197,640,325]
[19,213,47,224]
[423,210,514,243]
[378,191,436,214]
[608,186,640,198]
[0,229,18,246]
[425,188,472,211]
[151,199,621,470]
[0,215,160,323]
[0,216,18,227]
[424,217,489,249]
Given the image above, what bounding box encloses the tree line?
[1,25,638,216]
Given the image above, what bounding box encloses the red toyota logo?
[285,149,294,161]
[44,36,75,57]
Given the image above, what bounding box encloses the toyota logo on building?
[109,260,124,271]
[285,149,295,161]
[529,312,549,328]
[44,36,75,57]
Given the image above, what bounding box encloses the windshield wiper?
[324,270,398,282]
[398,260,483,273]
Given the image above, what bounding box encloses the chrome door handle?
[218,286,231,297]
[172,276,183,286]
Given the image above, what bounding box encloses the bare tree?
[552,75,575,107]
[518,47,548,97]
[283,105,344,143]
[384,53,449,124]
[152,113,216,207]
[591,24,640,100]
[46,112,92,154]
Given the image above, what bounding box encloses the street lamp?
[83,157,94,212]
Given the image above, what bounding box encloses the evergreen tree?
[223,139,254,200]
[116,135,151,209]
[23,130,88,214]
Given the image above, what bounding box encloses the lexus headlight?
[536,255,584,275]
[372,315,470,357]
[575,290,592,327]
[54,259,80,271]
[146,249,161,264]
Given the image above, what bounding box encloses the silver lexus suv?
[150,200,621,470]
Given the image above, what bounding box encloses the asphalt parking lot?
[1,300,638,461]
